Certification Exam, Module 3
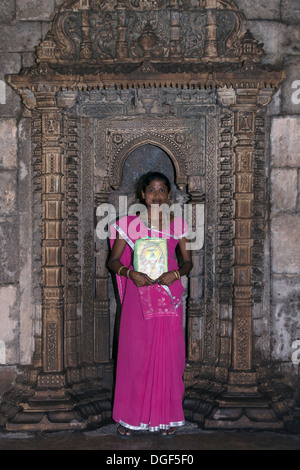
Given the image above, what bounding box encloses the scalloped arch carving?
[109,131,189,189]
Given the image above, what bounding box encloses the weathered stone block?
[0,172,17,216]
[0,0,16,24]
[0,22,42,53]
[21,51,36,69]
[0,367,17,399]
[272,274,300,302]
[0,84,22,119]
[271,214,300,274]
[281,57,300,115]
[237,0,280,20]
[0,220,19,283]
[16,0,56,21]
[0,53,21,79]
[271,117,300,167]
[0,54,22,117]
[268,88,282,116]
[271,168,298,211]
[248,21,300,65]
[0,119,17,170]
[271,301,299,361]
[0,286,18,365]
[281,0,300,24]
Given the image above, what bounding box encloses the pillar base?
[6,389,112,432]
[204,394,283,430]
[1,369,113,433]
[183,371,296,431]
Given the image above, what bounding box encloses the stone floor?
[0,420,300,451]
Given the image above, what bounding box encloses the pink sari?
[110,215,189,432]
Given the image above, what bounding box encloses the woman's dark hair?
[136,172,171,202]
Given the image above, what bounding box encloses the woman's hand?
[129,271,154,287]
[156,271,178,287]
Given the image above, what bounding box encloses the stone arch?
[108,142,188,358]
[109,131,189,190]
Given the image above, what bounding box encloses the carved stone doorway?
[89,108,208,369]
[108,143,188,358]
[4,0,294,432]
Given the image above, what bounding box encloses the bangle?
[127,269,132,279]
[173,270,180,280]
[117,266,127,276]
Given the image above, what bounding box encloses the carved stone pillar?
[204,0,218,58]
[38,91,65,380]
[5,89,76,431]
[201,87,285,429]
[80,9,93,60]
[186,176,205,366]
[116,0,128,60]
[229,94,258,393]
[217,87,259,393]
[170,9,181,57]
[95,187,111,363]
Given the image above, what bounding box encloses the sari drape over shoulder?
[110,215,189,432]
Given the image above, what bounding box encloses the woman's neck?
[146,206,174,231]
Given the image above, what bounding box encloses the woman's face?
[142,178,170,208]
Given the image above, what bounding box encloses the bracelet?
[173,270,181,280]
[117,266,127,276]
[127,269,132,279]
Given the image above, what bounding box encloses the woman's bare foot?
[117,425,134,439]
[161,427,177,438]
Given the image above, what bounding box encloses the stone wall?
[0,0,66,399]
[0,0,299,399]
[236,1,300,392]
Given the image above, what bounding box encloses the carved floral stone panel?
[36,0,265,69]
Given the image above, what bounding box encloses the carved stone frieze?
[36,0,256,67]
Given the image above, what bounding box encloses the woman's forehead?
[146,179,168,188]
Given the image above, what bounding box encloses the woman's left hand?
[156,271,178,287]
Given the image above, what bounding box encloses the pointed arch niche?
[4,0,293,432]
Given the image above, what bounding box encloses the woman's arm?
[177,236,193,277]
[156,237,193,287]
[108,232,128,275]
[108,232,154,287]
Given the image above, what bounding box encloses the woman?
[108,172,193,438]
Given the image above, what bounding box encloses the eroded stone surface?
[16,0,56,21]
[271,117,300,168]
[271,169,298,211]
[0,120,17,170]
[0,286,18,364]
[271,214,300,274]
